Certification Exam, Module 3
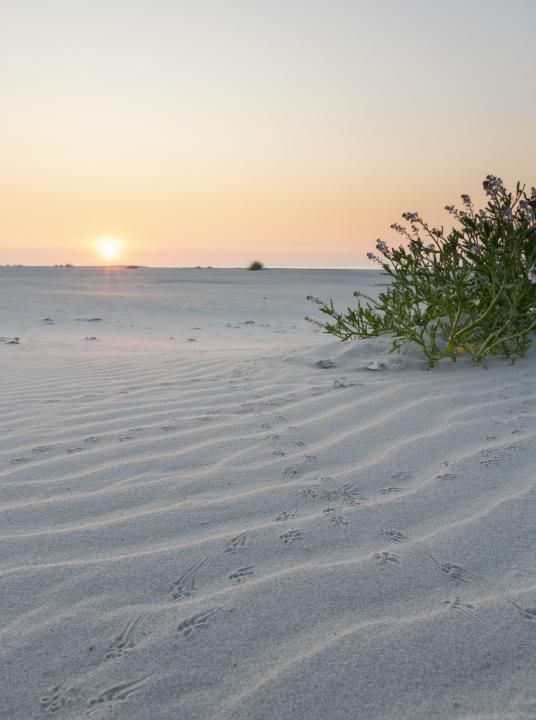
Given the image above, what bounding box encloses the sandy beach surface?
[1,266,535,720]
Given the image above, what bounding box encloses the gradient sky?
[1,0,535,267]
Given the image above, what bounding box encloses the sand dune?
[1,267,535,719]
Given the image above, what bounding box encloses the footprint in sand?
[40,684,81,716]
[176,607,222,640]
[224,532,250,553]
[506,597,536,622]
[169,557,209,600]
[381,529,409,544]
[87,675,151,709]
[390,471,413,482]
[299,485,321,500]
[424,553,486,586]
[374,551,400,567]
[282,466,301,480]
[228,566,255,584]
[322,507,349,528]
[443,597,477,618]
[479,448,515,466]
[276,510,297,522]
[105,613,146,659]
[279,529,304,545]
[319,482,367,507]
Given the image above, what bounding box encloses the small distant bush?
[248,260,264,271]
[307,176,536,367]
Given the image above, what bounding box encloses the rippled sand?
[1,266,535,720]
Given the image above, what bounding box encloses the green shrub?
[307,176,536,367]
[248,260,264,271]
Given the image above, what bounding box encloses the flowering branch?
[307,175,536,367]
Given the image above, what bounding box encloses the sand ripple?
[1,268,535,720]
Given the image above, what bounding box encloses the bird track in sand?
[105,613,147,660]
[169,556,210,600]
[87,674,152,709]
[176,607,223,639]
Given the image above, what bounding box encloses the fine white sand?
[1,266,535,720]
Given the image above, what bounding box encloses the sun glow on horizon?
[95,237,123,263]
[2,4,535,268]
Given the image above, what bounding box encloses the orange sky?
[1,1,535,267]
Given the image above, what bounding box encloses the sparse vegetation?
[307,176,536,367]
[248,260,264,271]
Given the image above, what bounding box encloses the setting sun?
[95,237,123,263]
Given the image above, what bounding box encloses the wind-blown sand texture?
[1,266,535,720]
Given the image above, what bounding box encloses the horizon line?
[1,264,379,271]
